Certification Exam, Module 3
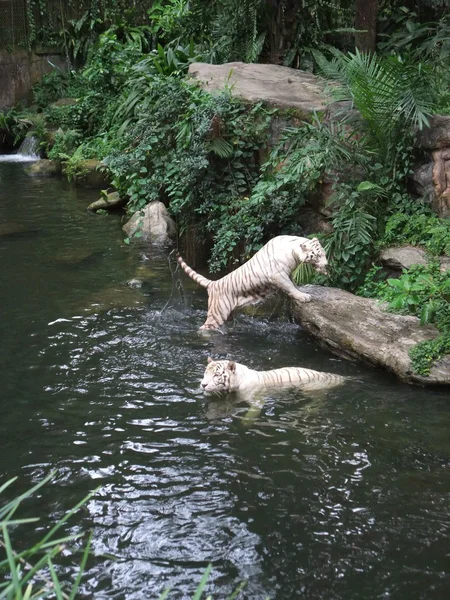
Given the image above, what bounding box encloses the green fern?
[313,48,437,158]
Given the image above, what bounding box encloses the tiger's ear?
[207,356,213,363]
[311,237,319,243]
[228,361,236,372]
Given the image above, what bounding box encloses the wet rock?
[188,62,328,113]
[127,278,143,289]
[87,191,125,212]
[27,159,61,177]
[292,285,450,385]
[123,201,176,246]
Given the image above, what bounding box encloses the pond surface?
[0,162,449,599]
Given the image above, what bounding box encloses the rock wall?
[412,116,450,219]
[0,49,66,109]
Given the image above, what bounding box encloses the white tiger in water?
[177,235,328,330]
[201,357,345,395]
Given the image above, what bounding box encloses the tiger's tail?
[176,253,212,289]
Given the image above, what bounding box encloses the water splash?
[0,135,40,162]
[18,135,40,157]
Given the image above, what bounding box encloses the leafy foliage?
[208,115,363,270]
[105,76,272,268]
[313,48,438,157]
[378,9,450,113]
[32,71,69,109]
[383,211,450,256]
[211,0,266,63]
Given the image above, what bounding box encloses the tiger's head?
[299,237,328,275]
[201,357,236,394]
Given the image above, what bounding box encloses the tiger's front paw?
[296,293,311,303]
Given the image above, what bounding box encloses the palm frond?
[209,137,234,158]
[313,48,438,155]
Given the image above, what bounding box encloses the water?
[0,162,449,599]
[0,135,40,162]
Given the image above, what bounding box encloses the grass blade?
[68,533,92,600]
[192,563,212,600]
[48,559,65,600]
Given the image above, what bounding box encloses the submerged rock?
[122,201,176,246]
[0,222,41,238]
[27,159,61,177]
[78,284,147,314]
[188,62,328,113]
[0,222,26,237]
[292,285,450,385]
[88,191,125,212]
[54,248,103,266]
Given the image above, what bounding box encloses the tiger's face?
[300,238,328,275]
[201,358,236,394]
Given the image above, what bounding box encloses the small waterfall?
[17,135,40,158]
[0,135,40,162]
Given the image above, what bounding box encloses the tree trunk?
[355,0,379,53]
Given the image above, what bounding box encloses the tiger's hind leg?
[271,273,311,303]
[200,294,234,330]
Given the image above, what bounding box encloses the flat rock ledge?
[293,285,450,385]
[188,62,328,113]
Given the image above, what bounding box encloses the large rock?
[292,285,450,385]
[379,246,428,270]
[440,257,450,272]
[416,115,450,150]
[380,245,450,273]
[412,116,450,218]
[122,201,176,246]
[188,62,328,113]
[410,161,434,198]
[430,148,450,218]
